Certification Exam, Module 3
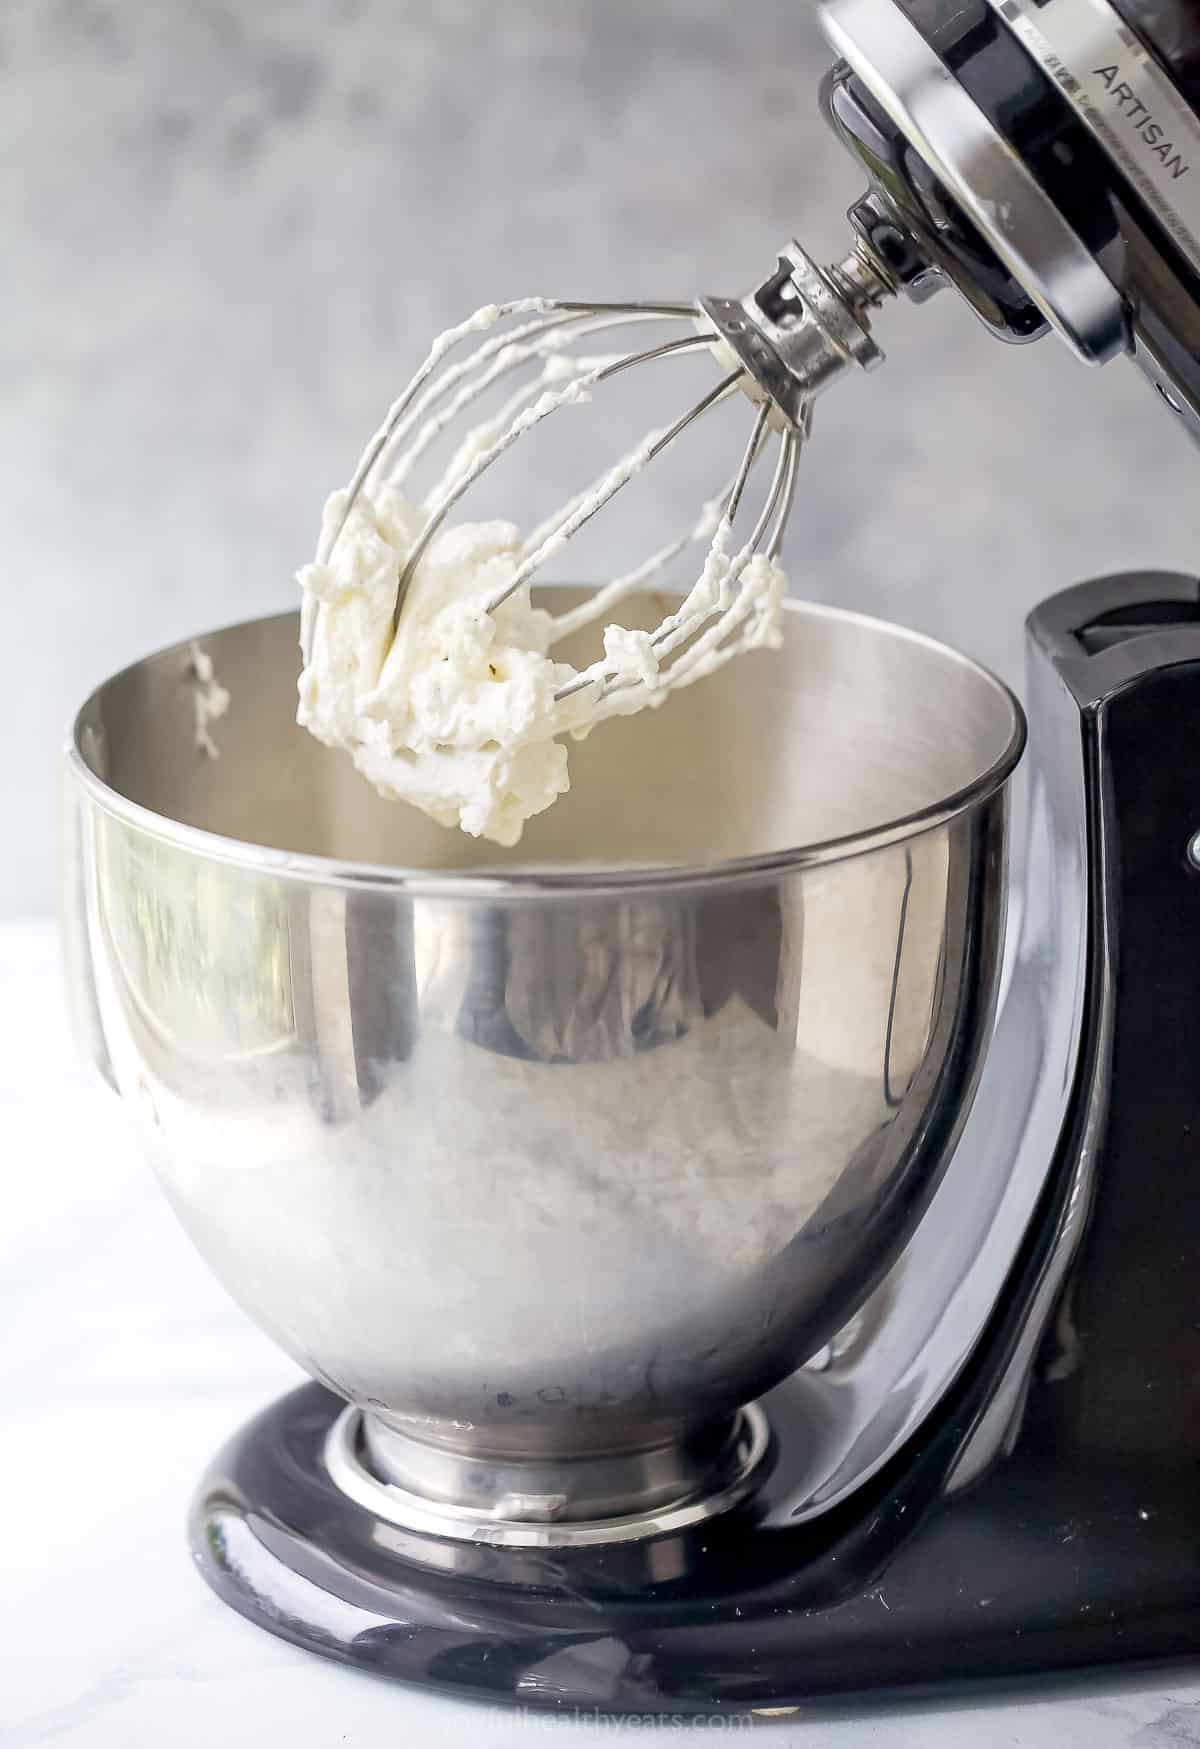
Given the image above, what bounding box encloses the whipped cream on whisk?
[297,302,789,847]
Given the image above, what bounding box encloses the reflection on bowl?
[62,590,1022,1539]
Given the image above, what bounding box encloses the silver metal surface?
[980,0,1200,444]
[700,240,892,423]
[820,0,1129,364]
[1131,322,1200,447]
[326,1399,771,1547]
[986,0,1200,278]
[63,592,1022,1534]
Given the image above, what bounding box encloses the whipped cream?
[188,642,230,759]
[297,303,788,847]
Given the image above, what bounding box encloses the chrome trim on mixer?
[821,0,1129,362]
[1130,323,1200,445]
[985,0,1200,278]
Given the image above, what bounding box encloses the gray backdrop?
[6,0,1198,916]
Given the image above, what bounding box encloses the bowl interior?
[74,590,1021,872]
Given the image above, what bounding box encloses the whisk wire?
[767,418,806,561]
[318,299,805,714]
[321,302,704,567]
[545,452,767,648]
[485,365,746,618]
[392,312,709,494]
[552,398,801,707]
[590,331,716,383]
[725,400,773,527]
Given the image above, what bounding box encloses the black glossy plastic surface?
[1112,1,1200,109]
[897,0,1120,256]
[191,579,1200,1712]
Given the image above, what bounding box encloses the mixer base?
[190,1358,1200,1715]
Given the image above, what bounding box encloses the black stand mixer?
[63,0,1200,1718]
[184,569,1200,1711]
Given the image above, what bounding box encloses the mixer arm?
[715,0,1200,441]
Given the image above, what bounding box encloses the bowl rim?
[65,598,1027,897]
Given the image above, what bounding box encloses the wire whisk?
[317,296,810,711]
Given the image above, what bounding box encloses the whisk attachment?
[297,258,868,845]
[317,294,815,692]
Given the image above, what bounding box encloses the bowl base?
[324,1399,771,1547]
[190,1377,824,1709]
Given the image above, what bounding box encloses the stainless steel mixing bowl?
[62,591,1023,1541]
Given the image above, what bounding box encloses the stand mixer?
[61,0,1200,1717]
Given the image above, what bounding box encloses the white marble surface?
[7,912,1200,1746]
[6,0,1200,917]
